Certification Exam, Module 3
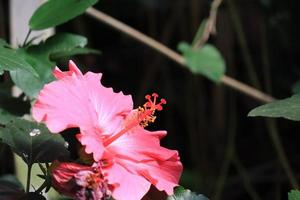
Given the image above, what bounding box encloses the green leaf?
[192,19,207,46]
[29,0,98,30]
[10,33,94,98]
[178,42,225,82]
[21,193,47,200]
[10,48,54,98]
[292,81,300,94]
[0,175,25,200]
[39,32,88,52]
[167,186,209,200]
[0,108,16,124]
[0,118,69,165]
[0,46,37,76]
[0,39,10,47]
[50,47,101,60]
[288,190,300,200]
[0,175,23,189]
[248,94,300,121]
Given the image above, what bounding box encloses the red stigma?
[137,93,166,127]
[103,93,166,146]
[143,93,166,112]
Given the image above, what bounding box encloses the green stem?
[233,156,262,200]
[35,180,48,194]
[22,29,32,47]
[213,96,237,200]
[227,0,299,188]
[227,0,260,88]
[266,120,299,188]
[26,164,32,193]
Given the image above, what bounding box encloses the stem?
[85,7,275,104]
[227,0,260,88]
[227,0,299,188]
[213,96,237,200]
[266,120,299,188]
[233,156,262,200]
[26,164,32,193]
[35,180,48,194]
[22,29,32,47]
[193,0,223,48]
[220,76,274,102]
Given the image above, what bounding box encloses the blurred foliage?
[178,42,225,82]
[1,0,300,199]
[29,0,98,30]
[0,41,37,76]
[167,186,209,200]
[10,33,99,98]
[0,118,69,165]
[249,94,300,121]
[288,190,300,200]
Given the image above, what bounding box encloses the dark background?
[1,0,300,199]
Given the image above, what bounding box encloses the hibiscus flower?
[51,162,112,200]
[33,61,183,200]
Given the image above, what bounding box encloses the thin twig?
[86,8,184,65]
[213,94,236,200]
[227,0,299,188]
[85,7,275,103]
[266,120,299,188]
[233,156,263,200]
[22,29,32,47]
[26,164,32,193]
[193,0,223,48]
[227,0,260,88]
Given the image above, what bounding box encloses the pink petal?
[106,128,183,195]
[32,61,133,134]
[106,128,175,162]
[51,162,92,197]
[53,60,83,79]
[147,130,167,140]
[104,163,151,200]
[115,154,182,196]
[138,154,182,195]
[76,130,105,161]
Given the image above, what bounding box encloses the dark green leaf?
[0,46,37,75]
[0,175,23,189]
[29,0,98,30]
[38,163,47,175]
[260,0,271,8]
[39,32,87,53]
[10,48,54,98]
[292,81,300,94]
[0,108,16,124]
[179,170,199,192]
[167,186,209,200]
[178,42,225,82]
[10,33,92,98]
[0,118,69,165]
[50,47,101,60]
[19,192,47,200]
[248,94,300,121]
[0,39,10,47]
[288,190,300,200]
[0,175,25,200]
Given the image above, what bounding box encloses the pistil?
[103,93,166,146]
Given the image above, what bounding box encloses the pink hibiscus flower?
[51,162,112,200]
[33,61,183,200]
